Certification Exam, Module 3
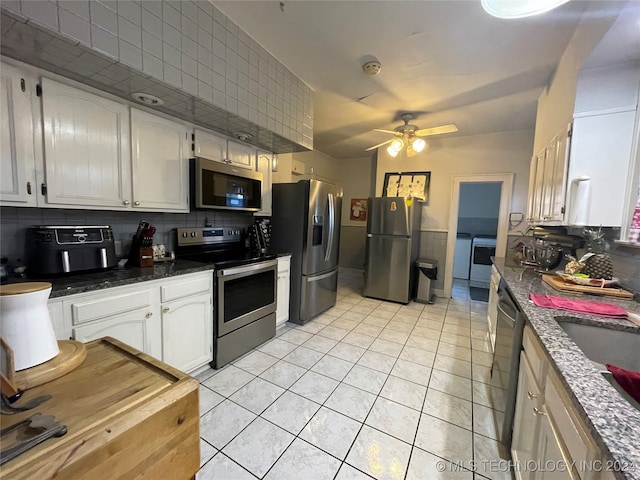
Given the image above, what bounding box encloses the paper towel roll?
[0,282,59,370]
[569,176,591,226]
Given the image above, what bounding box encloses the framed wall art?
[350,198,368,221]
[383,171,431,202]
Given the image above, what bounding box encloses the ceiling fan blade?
[373,129,399,134]
[365,138,394,151]
[415,124,459,136]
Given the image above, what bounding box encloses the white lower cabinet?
[160,273,213,372]
[276,255,291,326]
[73,307,162,359]
[56,271,213,373]
[512,326,606,480]
[65,284,161,359]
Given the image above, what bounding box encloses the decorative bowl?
[556,272,620,288]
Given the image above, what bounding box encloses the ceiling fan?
[365,113,458,157]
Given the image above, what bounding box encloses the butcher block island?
[0,337,199,480]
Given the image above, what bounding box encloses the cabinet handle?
[533,407,546,416]
[26,182,32,195]
[123,200,130,205]
[145,312,153,318]
[134,201,140,206]
[163,307,170,313]
[527,390,538,399]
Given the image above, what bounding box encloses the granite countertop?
[492,257,640,480]
[16,259,215,299]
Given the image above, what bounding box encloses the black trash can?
[415,258,438,304]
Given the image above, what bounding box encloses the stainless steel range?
[176,227,277,369]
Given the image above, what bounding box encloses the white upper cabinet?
[0,62,37,206]
[566,109,636,227]
[131,109,190,212]
[41,78,131,208]
[194,128,227,162]
[255,150,273,216]
[227,140,256,170]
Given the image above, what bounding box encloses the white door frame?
[444,173,514,298]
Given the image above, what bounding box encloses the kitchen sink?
[555,317,640,410]
[555,317,640,371]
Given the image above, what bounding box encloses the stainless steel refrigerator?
[271,179,343,324]
[364,197,421,304]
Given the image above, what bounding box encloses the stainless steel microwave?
[190,157,262,212]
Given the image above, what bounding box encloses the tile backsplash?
[1,0,312,153]
[0,206,254,264]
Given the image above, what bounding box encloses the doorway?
[444,174,514,299]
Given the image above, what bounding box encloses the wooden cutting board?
[542,275,634,300]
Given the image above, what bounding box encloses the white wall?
[532,1,618,154]
[375,129,534,231]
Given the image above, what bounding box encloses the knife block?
[128,235,154,267]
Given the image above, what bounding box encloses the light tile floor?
[196,274,511,480]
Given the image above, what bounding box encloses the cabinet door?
[527,154,543,222]
[41,79,131,208]
[0,63,36,206]
[534,413,575,480]
[194,128,226,162]
[541,141,558,221]
[548,130,570,222]
[227,140,256,170]
[255,150,273,216]
[276,256,291,326]
[131,109,189,212]
[161,293,212,372]
[512,353,543,480]
[567,111,636,227]
[73,307,161,359]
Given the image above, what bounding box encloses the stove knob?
[191,232,197,237]
[182,232,188,238]
[235,230,240,235]
[228,230,232,235]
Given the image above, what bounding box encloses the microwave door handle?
[99,247,108,268]
[61,250,70,273]
[325,193,335,262]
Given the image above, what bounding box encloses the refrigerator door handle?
[307,269,338,282]
[325,193,335,261]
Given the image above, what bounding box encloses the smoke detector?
[362,61,382,76]
[131,92,164,106]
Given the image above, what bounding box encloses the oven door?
[216,259,277,336]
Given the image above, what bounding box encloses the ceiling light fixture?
[481,0,570,19]
[386,138,404,157]
[131,92,164,106]
[411,138,426,153]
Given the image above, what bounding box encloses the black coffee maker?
[248,219,271,253]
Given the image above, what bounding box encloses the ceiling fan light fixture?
[412,138,426,153]
[389,138,404,152]
[387,145,399,157]
[481,0,570,19]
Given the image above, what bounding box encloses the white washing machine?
[470,236,496,288]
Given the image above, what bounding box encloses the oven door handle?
[217,259,278,277]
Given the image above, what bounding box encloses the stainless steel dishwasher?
[491,283,525,450]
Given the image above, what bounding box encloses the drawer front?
[523,326,548,387]
[70,289,154,325]
[161,274,212,302]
